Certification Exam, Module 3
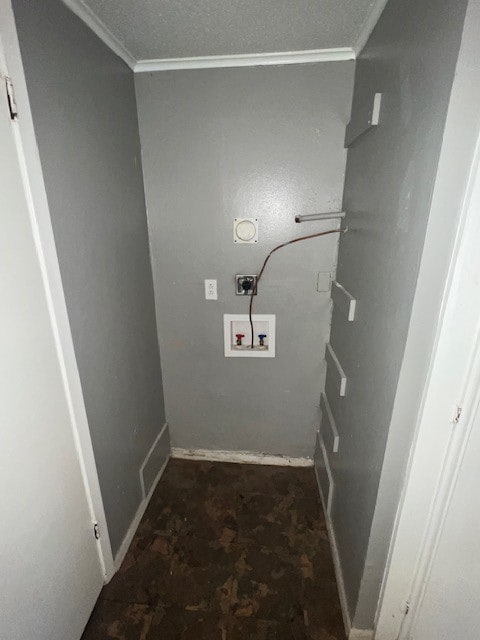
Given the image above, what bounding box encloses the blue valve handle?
[258,333,267,346]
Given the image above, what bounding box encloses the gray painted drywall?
[81,0,375,60]
[136,64,354,457]
[13,0,167,554]
[355,0,480,628]
[318,0,469,625]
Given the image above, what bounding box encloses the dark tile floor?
[82,459,345,640]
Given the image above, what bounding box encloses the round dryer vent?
[233,218,258,243]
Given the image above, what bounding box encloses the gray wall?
[13,0,166,554]
[356,0,480,628]
[317,0,469,626]
[136,64,354,457]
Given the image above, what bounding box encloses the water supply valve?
[235,333,245,346]
[258,334,267,347]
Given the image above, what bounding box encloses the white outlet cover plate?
[204,279,218,300]
[233,218,258,244]
[224,314,275,357]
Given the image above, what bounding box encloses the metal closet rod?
[295,211,346,223]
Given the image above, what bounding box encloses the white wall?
[411,394,480,639]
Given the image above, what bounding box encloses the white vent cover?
[233,218,258,243]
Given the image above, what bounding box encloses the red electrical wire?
[248,228,342,349]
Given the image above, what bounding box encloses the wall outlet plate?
[204,279,218,300]
[235,274,258,295]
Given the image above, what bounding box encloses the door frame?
[0,2,114,579]
[374,126,480,638]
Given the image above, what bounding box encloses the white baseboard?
[349,631,374,640]
[170,447,313,467]
[112,426,170,573]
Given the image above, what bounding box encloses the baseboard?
[112,424,171,573]
[348,630,374,640]
[170,447,313,467]
[314,459,351,638]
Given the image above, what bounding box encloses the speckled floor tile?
[81,601,154,639]
[81,459,345,640]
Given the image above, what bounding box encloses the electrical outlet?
[204,279,218,300]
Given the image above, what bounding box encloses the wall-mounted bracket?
[295,211,345,223]
[315,431,334,516]
[331,281,356,321]
[320,392,340,453]
[345,92,382,148]
[325,343,347,396]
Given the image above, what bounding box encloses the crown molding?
[61,0,136,69]
[134,48,355,72]
[353,0,389,55]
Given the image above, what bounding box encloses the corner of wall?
[112,423,171,574]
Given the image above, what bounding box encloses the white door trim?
[374,128,480,638]
[0,1,114,579]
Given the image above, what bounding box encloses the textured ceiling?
[80,0,378,60]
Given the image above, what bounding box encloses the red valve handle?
[236,333,245,338]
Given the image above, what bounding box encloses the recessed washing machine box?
[224,314,275,357]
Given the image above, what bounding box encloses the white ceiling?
[72,0,386,63]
